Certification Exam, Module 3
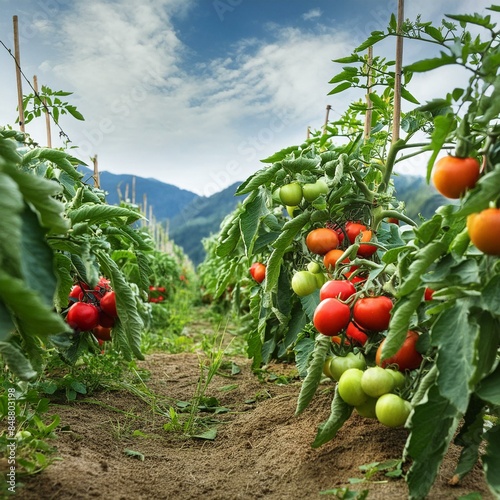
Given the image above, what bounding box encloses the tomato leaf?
[235,162,282,195]
[476,363,500,406]
[328,82,351,96]
[295,334,330,415]
[311,386,353,448]
[260,145,300,164]
[281,157,319,173]
[0,340,38,380]
[240,191,268,257]
[68,204,142,225]
[483,424,500,497]
[456,165,500,217]
[405,52,456,73]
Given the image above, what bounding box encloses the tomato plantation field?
[14,312,493,500]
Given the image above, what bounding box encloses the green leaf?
[124,449,145,461]
[235,163,282,195]
[424,25,444,42]
[405,53,456,73]
[483,423,500,497]
[332,55,361,64]
[446,13,493,29]
[192,428,218,440]
[329,68,358,84]
[294,337,314,378]
[68,204,142,225]
[239,191,268,257]
[0,341,38,380]
[260,145,300,164]
[65,105,85,121]
[265,210,311,291]
[311,386,353,448]
[300,290,320,322]
[328,82,351,95]
[281,157,319,173]
[400,87,420,105]
[354,32,387,52]
[456,165,500,217]
[296,334,330,415]
[476,363,500,405]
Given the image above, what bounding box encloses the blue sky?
[0,0,495,196]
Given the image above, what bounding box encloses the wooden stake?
[33,75,52,148]
[323,105,332,134]
[92,155,99,188]
[132,176,136,204]
[364,46,373,142]
[13,16,25,132]
[306,126,311,139]
[143,193,147,226]
[392,0,404,143]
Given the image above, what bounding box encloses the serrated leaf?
[483,423,500,497]
[235,163,282,195]
[281,157,319,173]
[311,386,353,448]
[0,341,38,380]
[68,204,142,225]
[260,145,300,164]
[405,53,456,73]
[296,334,330,415]
[446,13,493,29]
[240,191,268,257]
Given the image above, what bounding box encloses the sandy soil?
[16,347,494,500]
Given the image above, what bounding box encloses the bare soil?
[16,320,494,500]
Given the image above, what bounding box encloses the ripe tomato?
[338,368,368,406]
[345,222,367,244]
[252,263,266,283]
[291,271,318,297]
[99,310,115,328]
[467,208,500,255]
[345,321,368,346]
[375,393,411,428]
[376,330,423,372]
[93,277,111,298]
[279,182,303,206]
[329,352,366,381]
[313,297,351,336]
[100,291,118,318]
[92,325,112,341]
[323,249,349,270]
[424,287,435,301]
[319,280,356,302]
[360,366,395,397]
[352,296,393,331]
[66,302,99,331]
[306,228,339,255]
[431,155,480,199]
[69,284,86,301]
[356,230,378,258]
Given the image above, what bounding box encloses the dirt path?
[17,331,493,499]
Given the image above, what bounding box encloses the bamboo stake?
[33,75,52,147]
[13,16,25,132]
[132,176,136,204]
[124,183,129,201]
[92,155,99,188]
[392,0,404,144]
[306,126,311,139]
[322,105,332,134]
[364,46,373,142]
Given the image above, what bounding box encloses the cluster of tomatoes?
[323,352,412,428]
[66,277,118,343]
[432,155,500,256]
[148,285,166,303]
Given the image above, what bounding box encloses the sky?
[0,0,496,196]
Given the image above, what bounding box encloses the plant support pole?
[33,75,53,147]
[323,105,332,135]
[13,16,25,132]
[392,0,404,144]
[92,155,99,188]
[364,46,373,142]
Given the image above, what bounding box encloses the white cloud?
[303,8,322,21]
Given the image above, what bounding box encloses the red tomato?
[98,310,115,328]
[346,321,368,346]
[92,325,112,341]
[252,263,266,283]
[93,277,111,298]
[319,280,356,302]
[352,296,393,332]
[66,302,99,331]
[313,298,351,336]
[376,330,423,372]
[345,222,367,244]
[424,287,434,301]
[69,284,86,301]
[356,230,378,258]
[323,249,350,271]
[306,228,339,255]
[100,291,118,318]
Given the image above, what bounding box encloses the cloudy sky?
[0,0,494,196]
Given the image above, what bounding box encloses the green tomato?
[307,261,322,274]
[375,393,411,428]
[315,272,328,289]
[338,368,368,407]
[286,205,300,218]
[355,396,378,419]
[361,366,395,398]
[302,179,328,202]
[323,356,334,378]
[291,271,318,297]
[330,352,367,382]
[279,182,303,206]
[387,369,406,390]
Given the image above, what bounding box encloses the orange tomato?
[323,249,350,271]
[432,156,480,199]
[306,228,339,255]
[467,208,500,255]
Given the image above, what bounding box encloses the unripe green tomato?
[323,356,334,378]
[355,396,378,419]
[361,366,395,398]
[375,393,411,428]
[330,352,367,382]
[279,182,303,206]
[291,271,318,297]
[338,368,368,406]
[286,205,300,218]
[387,369,406,390]
[307,261,322,274]
[302,179,328,202]
[272,187,282,203]
[315,272,328,289]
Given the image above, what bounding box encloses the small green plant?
[319,487,369,498]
